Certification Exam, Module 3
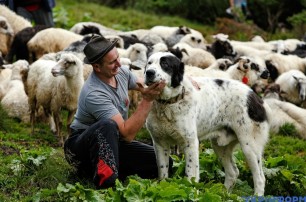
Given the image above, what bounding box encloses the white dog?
[144,52,270,196]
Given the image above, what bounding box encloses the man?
[64,35,171,188]
[3,0,55,27]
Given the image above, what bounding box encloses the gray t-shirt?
[70,66,138,131]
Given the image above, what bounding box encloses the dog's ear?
[171,59,185,88]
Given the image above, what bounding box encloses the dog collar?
[157,87,185,104]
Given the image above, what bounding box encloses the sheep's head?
[51,53,82,78]
[211,34,236,58]
[0,16,13,36]
[235,56,269,86]
[293,75,306,101]
[128,43,148,62]
[216,58,233,71]
[180,33,207,50]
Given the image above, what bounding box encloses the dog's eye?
[148,61,152,65]
[160,60,169,68]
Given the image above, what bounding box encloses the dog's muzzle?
[145,69,156,86]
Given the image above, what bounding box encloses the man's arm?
[111,81,165,142]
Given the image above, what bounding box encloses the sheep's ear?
[181,48,188,56]
[292,75,299,82]
[233,57,241,64]
[2,64,13,69]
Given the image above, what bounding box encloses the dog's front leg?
[184,138,200,182]
[154,142,170,179]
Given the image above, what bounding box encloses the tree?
[248,0,305,33]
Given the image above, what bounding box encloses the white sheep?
[0,16,13,57]
[173,42,216,69]
[0,5,32,33]
[27,52,84,145]
[178,32,207,50]
[263,84,306,139]
[0,5,32,56]
[184,56,269,90]
[27,28,83,60]
[205,58,233,71]
[118,43,148,64]
[0,67,12,100]
[148,42,168,57]
[230,40,275,52]
[251,35,265,43]
[268,38,306,52]
[264,53,306,76]
[120,29,150,41]
[0,16,14,36]
[275,69,306,107]
[70,21,119,36]
[0,60,30,122]
[149,25,185,40]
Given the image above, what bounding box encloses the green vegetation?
[1,0,305,201]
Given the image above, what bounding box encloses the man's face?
[94,47,121,78]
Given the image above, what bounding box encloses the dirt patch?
[0,144,20,156]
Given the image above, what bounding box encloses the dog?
[144,52,270,196]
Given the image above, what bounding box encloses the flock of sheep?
[0,4,306,145]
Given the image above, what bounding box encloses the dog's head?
[144,52,184,88]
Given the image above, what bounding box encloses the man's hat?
[83,35,119,64]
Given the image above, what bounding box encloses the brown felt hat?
[83,35,119,64]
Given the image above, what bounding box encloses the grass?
[0,0,305,201]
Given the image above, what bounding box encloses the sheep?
[264,53,306,83]
[208,33,237,60]
[251,35,265,43]
[184,56,269,92]
[205,58,233,71]
[104,35,124,49]
[164,25,192,47]
[0,16,14,36]
[0,66,12,100]
[0,5,32,56]
[149,25,187,40]
[173,42,216,69]
[263,84,306,139]
[230,40,276,52]
[60,37,93,80]
[178,32,207,50]
[226,56,269,88]
[120,29,150,41]
[69,21,119,36]
[5,25,49,63]
[268,38,306,52]
[282,42,306,58]
[275,69,306,108]
[27,52,84,145]
[0,5,32,33]
[149,42,168,56]
[140,33,165,46]
[0,16,14,57]
[150,25,204,42]
[27,28,83,60]
[0,60,30,122]
[119,34,146,49]
[117,43,148,64]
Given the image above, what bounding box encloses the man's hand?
[137,81,166,102]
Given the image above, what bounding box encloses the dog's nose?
[146,69,156,79]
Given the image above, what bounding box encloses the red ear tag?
[242,76,248,84]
